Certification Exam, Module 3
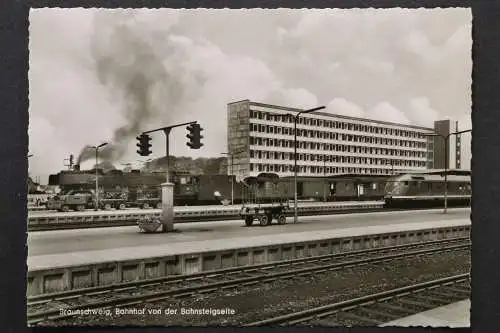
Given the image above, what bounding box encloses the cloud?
[266,88,319,110]
[29,8,472,181]
[358,57,394,75]
[408,97,441,127]
[368,102,410,125]
[326,98,365,118]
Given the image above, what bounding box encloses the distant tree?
[144,156,226,175]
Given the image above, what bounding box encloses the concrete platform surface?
[28,208,470,257]
[28,216,469,271]
[381,299,470,327]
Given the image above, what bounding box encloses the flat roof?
[229,99,434,131]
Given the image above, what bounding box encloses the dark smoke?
[77,13,202,165]
[93,161,117,173]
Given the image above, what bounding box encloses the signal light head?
[136,133,152,156]
[186,123,204,150]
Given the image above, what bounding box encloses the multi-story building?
[227,100,462,180]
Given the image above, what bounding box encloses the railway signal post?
[139,121,199,232]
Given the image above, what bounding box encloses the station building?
[227,100,465,180]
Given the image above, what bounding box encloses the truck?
[46,190,96,212]
[46,187,162,212]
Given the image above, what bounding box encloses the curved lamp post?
[424,129,471,214]
[91,142,108,210]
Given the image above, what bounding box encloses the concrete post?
[161,182,174,232]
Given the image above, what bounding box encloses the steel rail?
[245,273,470,326]
[27,238,470,325]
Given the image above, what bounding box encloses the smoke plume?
[77,12,199,165]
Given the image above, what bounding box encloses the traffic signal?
[136,134,152,156]
[186,123,204,149]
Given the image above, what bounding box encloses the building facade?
[432,119,469,170]
[227,100,448,180]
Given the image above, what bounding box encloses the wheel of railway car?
[118,203,126,210]
[143,203,150,209]
[245,216,254,226]
[61,205,70,212]
[104,203,112,210]
[156,202,162,209]
[76,205,85,212]
[259,215,270,227]
[277,214,286,225]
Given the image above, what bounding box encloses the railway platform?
[29,208,470,257]
[28,217,469,271]
[27,214,470,296]
[381,299,470,327]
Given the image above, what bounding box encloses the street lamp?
[92,142,108,210]
[221,149,245,205]
[424,129,471,214]
[292,106,326,223]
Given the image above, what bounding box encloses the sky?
[29,8,472,183]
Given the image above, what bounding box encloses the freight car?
[383,172,471,208]
[239,173,290,227]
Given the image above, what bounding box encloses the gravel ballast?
[47,249,470,326]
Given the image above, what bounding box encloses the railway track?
[28,237,469,325]
[245,273,470,326]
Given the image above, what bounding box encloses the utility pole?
[92,142,108,210]
[221,149,245,205]
[424,129,471,214]
[293,106,326,223]
[323,158,326,202]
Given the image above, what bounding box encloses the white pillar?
[161,182,174,232]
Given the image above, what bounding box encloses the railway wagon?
[239,173,290,226]
[384,173,471,208]
[195,174,240,205]
[279,175,388,202]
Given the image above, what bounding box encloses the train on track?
[46,168,471,211]
[48,169,392,206]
